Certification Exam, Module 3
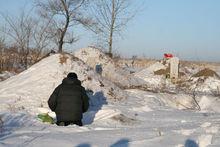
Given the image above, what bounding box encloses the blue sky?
[0,0,220,62]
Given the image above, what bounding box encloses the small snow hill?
[74,47,145,88]
[0,53,127,115]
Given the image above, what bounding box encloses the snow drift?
[74,47,146,88]
[0,53,127,115]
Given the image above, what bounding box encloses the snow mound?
[188,77,220,94]
[90,108,137,125]
[137,74,164,89]
[74,47,145,88]
[198,135,212,147]
[185,68,220,94]
[192,68,220,79]
[160,94,199,110]
[134,62,167,88]
[199,96,220,112]
[0,53,127,115]
[111,114,137,125]
[126,89,200,111]
[0,112,38,137]
[135,61,220,95]
[135,61,166,78]
[146,62,167,73]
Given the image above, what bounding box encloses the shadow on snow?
[82,91,107,125]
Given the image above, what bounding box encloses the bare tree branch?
[90,0,143,57]
[35,0,92,53]
[1,9,51,69]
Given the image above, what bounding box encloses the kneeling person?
[48,72,89,126]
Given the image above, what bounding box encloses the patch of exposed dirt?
[154,67,170,75]
[59,54,69,64]
[192,68,220,79]
[179,72,186,77]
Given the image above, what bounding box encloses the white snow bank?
[74,47,146,88]
[163,94,198,110]
[126,89,220,112]
[127,89,193,110]
[135,73,164,88]
[134,61,166,77]
[134,62,167,88]
[0,112,38,137]
[198,135,213,147]
[0,53,127,115]
[145,62,166,73]
[189,77,220,94]
[198,96,220,112]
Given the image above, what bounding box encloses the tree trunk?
[58,0,70,53]
[58,38,64,53]
[108,0,115,58]
[108,32,113,57]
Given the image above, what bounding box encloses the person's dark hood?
[62,77,81,85]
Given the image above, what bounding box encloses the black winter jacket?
[48,77,89,122]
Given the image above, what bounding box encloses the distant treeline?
[0,44,46,73]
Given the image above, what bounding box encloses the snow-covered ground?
[0,71,15,82]
[74,48,146,88]
[0,48,220,147]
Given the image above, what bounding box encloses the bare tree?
[91,0,142,57]
[1,11,35,69]
[36,0,93,53]
[31,19,52,62]
[1,9,51,69]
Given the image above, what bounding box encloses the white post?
[170,57,179,81]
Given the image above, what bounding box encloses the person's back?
[48,72,89,126]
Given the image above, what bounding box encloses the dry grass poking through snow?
[115,58,156,68]
[192,68,220,79]
[59,54,69,64]
[118,58,220,70]
[154,67,170,75]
